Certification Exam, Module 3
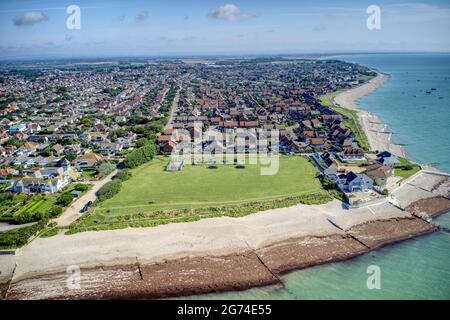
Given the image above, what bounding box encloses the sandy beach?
[1,170,448,299]
[333,73,406,157]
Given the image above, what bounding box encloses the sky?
[1,0,450,60]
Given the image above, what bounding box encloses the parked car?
[80,200,93,213]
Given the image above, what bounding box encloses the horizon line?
[1,50,450,63]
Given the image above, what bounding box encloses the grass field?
[395,157,421,179]
[101,155,322,213]
[319,90,370,151]
[68,156,331,233]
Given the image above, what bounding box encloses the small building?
[377,151,401,168]
[340,147,365,161]
[334,171,374,192]
[74,153,103,169]
[166,159,184,171]
[365,163,392,187]
[8,124,27,133]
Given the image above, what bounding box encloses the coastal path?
[54,170,118,228]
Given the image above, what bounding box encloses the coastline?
[333,72,406,157]
[1,69,449,300]
[1,171,449,300]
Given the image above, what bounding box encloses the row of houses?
[317,151,401,195]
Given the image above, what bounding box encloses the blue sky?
[1,0,450,59]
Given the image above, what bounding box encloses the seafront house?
[11,177,66,193]
[339,147,365,161]
[332,171,374,192]
[11,158,77,194]
[364,163,392,187]
[377,151,401,167]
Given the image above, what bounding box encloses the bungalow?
[27,122,41,133]
[8,124,27,133]
[310,138,327,151]
[280,135,303,154]
[162,140,177,153]
[377,151,401,168]
[319,151,335,168]
[336,171,374,193]
[98,142,123,155]
[365,163,392,187]
[74,153,103,169]
[0,167,15,179]
[157,134,174,147]
[51,143,64,155]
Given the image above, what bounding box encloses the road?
[54,170,117,227]
[164,86,181,130]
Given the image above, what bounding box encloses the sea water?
[189,53,450,300]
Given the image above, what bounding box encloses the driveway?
[54,170,117,227]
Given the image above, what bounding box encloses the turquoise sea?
[189,53,450,300]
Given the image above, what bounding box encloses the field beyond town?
[69,156,331,233]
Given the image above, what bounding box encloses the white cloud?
[136,11,149,22]
[208,4,255,22]
[13,11,48,26]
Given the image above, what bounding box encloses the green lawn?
[102,156,321,213]
[319,90,370,151]
[394,157,421,179]
[68,156,331,233]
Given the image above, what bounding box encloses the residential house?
[11,177,67,194]
[74,153,103,169]
[339,147,365,161]
[332,171,374,192]
[365,163,392,187]
[377,151,401,168]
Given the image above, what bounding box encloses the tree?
[40,146,52,157]
[136,137,149,148]
[81,117,92,127]
[65,153,76,162]
[97,162,116,178]
[124,142,157,168]
[4,138,20,148]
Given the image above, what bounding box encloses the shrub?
[14,211,43,224]
[72,183,89,192]
[49,205,63,218]
[114,169,132,181]
[56,193,74,207]
[96,180,122,202]
[0,219,48,249]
